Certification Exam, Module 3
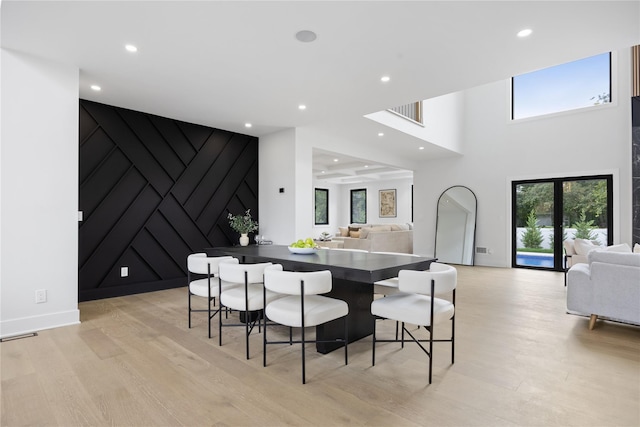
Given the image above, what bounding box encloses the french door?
[512,175,613,271]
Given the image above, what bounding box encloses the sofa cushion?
[360,225,391,239]
[603,243,632,253]
[390,223,410,231]
[588,250,640,267]
[574,238,601,255]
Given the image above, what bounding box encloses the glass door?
[513,181,555,268]
[512,175,612,271]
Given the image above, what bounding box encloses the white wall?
[1,50,80,338]
[365,91,465,153]
[414,49,633,267]
[337,177,414,229]
[258,128,297,245]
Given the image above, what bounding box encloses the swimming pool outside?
[516,252,554,267]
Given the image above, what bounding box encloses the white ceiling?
[2,1,639,184]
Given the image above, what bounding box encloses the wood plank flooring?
[2,266,639,426]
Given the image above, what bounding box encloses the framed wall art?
[379,189,397,218]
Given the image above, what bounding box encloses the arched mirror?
[435,186,477,265]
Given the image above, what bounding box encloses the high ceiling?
[2,1,638,183]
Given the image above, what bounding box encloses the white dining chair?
[371,262,457,384]
[187,253,239,338]
[371,252,423,296]
[218,262,283,359]
[263,267,349,384]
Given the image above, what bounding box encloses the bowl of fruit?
[288,238,319,254]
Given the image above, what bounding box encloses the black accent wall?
[633,97,640,246]
[79,100,258,301]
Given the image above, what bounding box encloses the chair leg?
[188,290,192,329]
[428,327,434,385]
[589,314,598,330]
[301,323,306,384]
[245,309,250,360]
[344,316,349,366]
[263,309,267,367]
[372,317,377,366]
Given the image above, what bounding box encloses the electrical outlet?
[121,267,129,277]
[35,289,47,304]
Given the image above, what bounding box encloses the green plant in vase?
[228,209,258,246]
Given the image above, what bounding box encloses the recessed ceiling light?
[378,132,384,137]
[295,30,317,43]
[517,28,532,38]
[125,44,138,52]
[333,158,339,162]
[364,165,369,168]
[321,171,326,174]
[298,104,307,110]
[380,76,390,83]
[245,123,252,128]
[419,146,425,150]
[90,85,101,91]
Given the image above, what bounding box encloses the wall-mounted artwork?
[379,189,397,218]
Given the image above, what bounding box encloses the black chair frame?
[263,279,349,384]
[188,263,228,339]
[372,278,455,384]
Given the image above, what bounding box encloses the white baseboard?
[0,309,80,339]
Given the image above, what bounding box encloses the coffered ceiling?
[2,1,638,180]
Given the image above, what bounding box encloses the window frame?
[314,188,329,225]
[350,188,367,224]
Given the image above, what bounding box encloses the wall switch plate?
[120,267,129,277]
[35,289,47,304]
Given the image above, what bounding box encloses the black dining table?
[205,245,435,353]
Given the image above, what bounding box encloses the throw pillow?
[603,243,632,253]
[349,230,360,238]
[338,227,349,237]
[359,227,371,239]
[574,238,601,255]
[634,243,640,254]
[390,223,410,231]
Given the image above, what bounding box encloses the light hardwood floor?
[2,266,639,426]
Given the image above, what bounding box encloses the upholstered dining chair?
[218,262,283,359]
[263,267,349,384]
[371,252,423,296]
[187,253,239,338]
[371,262,457,384]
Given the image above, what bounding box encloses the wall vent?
[476,247,488,254]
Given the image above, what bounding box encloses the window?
[512,52,611,120]
[350,189,367,224]
[314,188,329,225]
[512,175,613,271]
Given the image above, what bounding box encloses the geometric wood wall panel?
[79,100,258,301]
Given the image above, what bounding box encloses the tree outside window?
[350,189,366,224]
[314,188,329,225]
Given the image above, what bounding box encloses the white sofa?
[567,249,640,329]
[333,224,413,253]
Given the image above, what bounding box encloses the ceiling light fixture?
[378,132,384,137]
[419,146,425,150]
[517,28,532,38]
[298,104,307,110]
[90,85,101,91]
[295,30,317,43]
[125,44,138,52]
[380,76,390,83]
[245,123,252,128]
[333,158,339,162]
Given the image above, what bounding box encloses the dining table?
[205,245,435,353]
